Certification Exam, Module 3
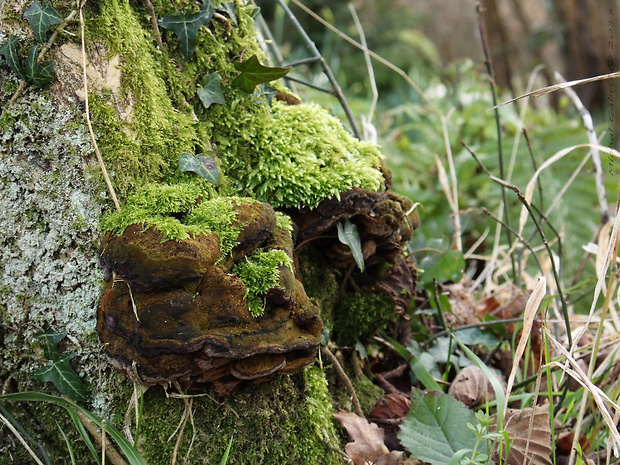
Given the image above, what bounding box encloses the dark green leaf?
[33,352,89,402]
[216,2,237,25]
[418,249,465,288]
[257,83,278,106]
[24,44,55,85]
[231,55,290,93]
[452,327,500,349]
[35,328,66,359]
[33,329,89,402]
[336,219,364,272]
[23,1,62,43]
[0,36,26,80]
[197,72,226,108]
[159,1,215,58]
[398,391,482,465]
[178,152,220,185]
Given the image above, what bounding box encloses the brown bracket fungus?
[98,198,323,396]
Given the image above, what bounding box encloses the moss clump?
[333,291,395,346]
[233,248,292,317]
[212,101,385,208]
[99,183,251,263]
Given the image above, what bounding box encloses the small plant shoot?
[32,329,89,402]
[197,72,226,108]
[337,219,365,272]
[231,55,291,93]
[159,1,215,58]
[178,152,220,185]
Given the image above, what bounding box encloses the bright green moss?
[233,248,292,317]
[98,182,248,260]
[275,211,293,232]
[212,101,386,208]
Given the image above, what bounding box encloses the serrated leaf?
[159,1,215,58]
[23,1,62,43]
[24,44,55,85]
[398,391,483,465]
[216,2,237,25]
[336,219,364,272]
[197,72,226,108]
[0,36,26,80]
[231,55,290,93]
[178,152,220,185]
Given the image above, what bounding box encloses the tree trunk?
[0,0,377,462]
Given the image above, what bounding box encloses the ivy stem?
[78,1,121,211]
[9,10,77,105]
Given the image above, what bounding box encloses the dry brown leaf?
[492,405,552,465]
[370,394,411,420]
[448,365,503,408]
[334,411,405,465]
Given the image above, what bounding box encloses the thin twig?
[141,0,162,48]
[277,0,361,139]
[555,71,609,222]
[9,10,78,104]
[348,3,377,140]
[78,1,121,211]
[476,3,515,281]
[321,345,363,417]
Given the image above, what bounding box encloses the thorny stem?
[476,4,516,282]
[276,0,361,139]
[78,1,121,211]
[321,345,364,417]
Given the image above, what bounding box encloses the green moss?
[86,0,198,197]
[333,290,395,346]
[275,211,293,232]
[212,101,386,208]
[135,367,340,465]
[233,248,292,317]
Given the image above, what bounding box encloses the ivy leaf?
[23,1,62,44]
[216,2,237,25]
[159,1,215,58]
[0,36,26,80]
[418,249,465,288]
[337,219,364,272]
[24,44,55,85]
[231,55,290,93]
[398,391,482,465]
[197,72,226,108]
[257,83,278,106]
[178,152,220,185]
[33,329,89,402]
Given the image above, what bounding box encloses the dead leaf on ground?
[492,404,552,465]
[448,365,504,408]
[370,393,411,420]
[334,411,405,465]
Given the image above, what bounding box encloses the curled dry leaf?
[334,411,405,465]
[492,405,552,465]
[370,394,412,420]
[448,365,504,408]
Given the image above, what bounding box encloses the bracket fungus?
[98,195,323,395]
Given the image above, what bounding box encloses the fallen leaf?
[334,411,404,465]
[448,365,504,408]
[370,394,411,420]
[492,405,552,465]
